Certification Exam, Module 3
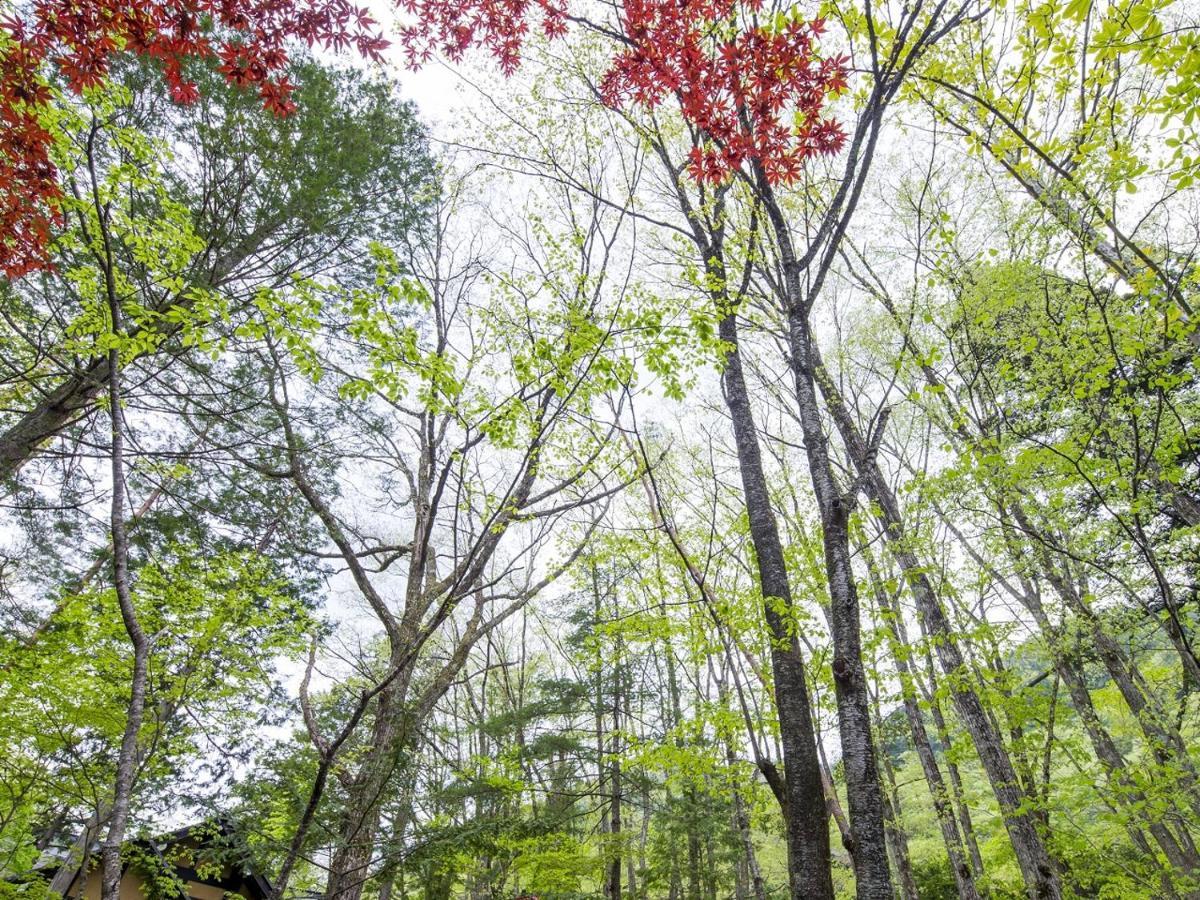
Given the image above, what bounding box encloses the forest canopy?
[0,0,1198,898]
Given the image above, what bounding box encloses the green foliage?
[4,2,1200,898]
[0,542,311,870]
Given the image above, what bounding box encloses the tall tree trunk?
[607,637,623,900]
[50,812,105,898]
[715,304,835,900]
[593,574,615,900]
[686,787,702,900]
[623,668,638,900]
[703,826,719,900]
[96,155,151,900]
[806,353,1061,900]
[918,643,988,886]
[639,777,651,900]
[724,733,767,900]
[861,544,983,900]
[783,310,893,900]
[661,610,689,900]
[879,772,919,900]
[657,163,834,898]
[323,683,406,900]
[862,597,919,900]
[867,675,918,900]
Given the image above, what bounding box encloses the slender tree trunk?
[658,169,834,897]
[861,544,983,900]
[639,778,651,900]
[919,646,987,886]
[662,617,688,900]
[716,304,835,900]
[867,682,918,900]
[96,154,151,900]
[607,638,623,900]
[623,668,638,900]
[805,354,1060,900]
[725,733,767,900]
[633,434,838,895]
[593,574,615,900]
[815,732,856,873]
[862,597,919,900]
[686,789,702,900]
[704,826,719,900]
[323,684,406,900]
[49,812,105,898]
[783,310,893,900]
[879,774,919,900]
[733,842,751,900]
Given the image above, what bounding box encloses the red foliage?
[0,0,388,277]
[398,0,848,183]
[396,0,567,75]
[601,2,848,183]
[0,0,846,278]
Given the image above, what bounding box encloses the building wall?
[67,866,256,900]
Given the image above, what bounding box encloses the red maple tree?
[0,0,846,278]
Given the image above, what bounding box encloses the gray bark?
[717,305,835,900]
[862,546,982,900]
[784,310,893,900]
[807,354,1061,900]
[92,138,152,900]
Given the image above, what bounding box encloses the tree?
[0,53,432,900]
[0,57,433,488]
[5,0,1200,897]
[0,0,387,276]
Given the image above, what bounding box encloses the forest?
[0,0,1198,897]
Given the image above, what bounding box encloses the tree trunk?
[919,646,988,887]
[784,310,893,900]
[623,668,638,900]
[321,643,454,900]
[807,353,1061,900]
[607,639,623,900]
[49,813,105,898]
[323,685,405,900]
[861,545,982,900]
[880,775,919,900]
[97,176,151,900]
[716,305,835,900]
[988,534,1200,885]
[686,790,702,900]
[725,734,767,900]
